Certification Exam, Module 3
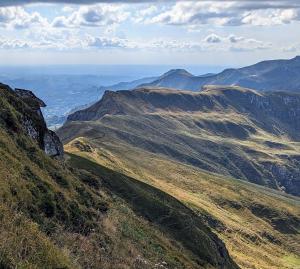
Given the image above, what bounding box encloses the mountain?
[140,56,300,92]
[65,86,300,195]
[59,85,300,269]
[99,76,157,92]
[0,82,239,268]
[0,72,147,128]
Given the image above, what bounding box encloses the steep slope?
[63,86,300,196]
[141,56,300,92]
[59,86,300,269]
[0,83,238,268]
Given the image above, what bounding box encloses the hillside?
[59,86,300,269]
[0,83,238,268]
[140,56,300,92]
[64,86,300,196]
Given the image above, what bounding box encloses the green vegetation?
[65,137,300,269]
[62,86,300,195]
[67,153,238,269]
[60,86,300,269]
[0,83,238,268]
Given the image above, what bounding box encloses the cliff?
[0,83,63,159]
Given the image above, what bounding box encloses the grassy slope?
[64,134,300,269]
[0,84,239,269]
[63,87,300,196]
[60,86,300,268]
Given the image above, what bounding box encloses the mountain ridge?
[139,56,300,92]
[59,84,300,269]
[64,85,300,196]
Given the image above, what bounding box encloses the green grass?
[66,152,238,269]
[65,138,300,269]
[1,84,232,269]
[59,86,300,268]
[60,86,300,196]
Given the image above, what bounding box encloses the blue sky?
[0,0,300,66]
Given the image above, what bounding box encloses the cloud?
[204,33,222,43]
[86,35,135,48]
[0,37,31,49]
[0,6,48,29]
[142,1,300,27]
[0,0,163,6]
[52,4,128,28]
[62,6,75,13]
[0,31,272,53]
[202,33,271,51]
[282,43,300,52]
[228,34,244,43]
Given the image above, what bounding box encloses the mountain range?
[59,84,300,269]
[64,85,300,196]
[139,56,300,92]
[1,55,300,269]
[100,56,300,93]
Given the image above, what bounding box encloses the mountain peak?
[292,55,300,61]
[161,69,193,77]
[141,56,300,92]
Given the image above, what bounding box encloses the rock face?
[43,130,64,159]
[1,84,63,159]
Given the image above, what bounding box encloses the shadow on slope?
[67,153,239,269]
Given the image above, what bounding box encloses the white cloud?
[0,32,272,53]
[0,37,31,49]
[52,4,129,28]
[204,33,222,43]
[282,43,300,52]
[62,6,74,13]
[86,35,135,49]
[228,34,244,43]
[0,6,48,29]
[202,33,271,51]
[142,1,300,27]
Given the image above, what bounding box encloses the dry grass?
[65,137,300,269]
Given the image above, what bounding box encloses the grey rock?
[16,88,64,159]
[44,130,64,159]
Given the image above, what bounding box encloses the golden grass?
[65,137,300,269]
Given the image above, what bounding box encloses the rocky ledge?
[15,88,64,159]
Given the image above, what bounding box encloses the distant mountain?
[65,86,300,196]
[0,73,144,127]
[99,76,157,91]
[141,56,300,92]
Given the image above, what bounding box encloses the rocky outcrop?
[0,84,63,159]
[43,130,64,159]
[16,88,64,159]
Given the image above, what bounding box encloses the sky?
[0,0,300,66]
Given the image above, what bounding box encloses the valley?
[1,1,300,268]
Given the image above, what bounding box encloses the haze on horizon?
[0,0,300,66]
